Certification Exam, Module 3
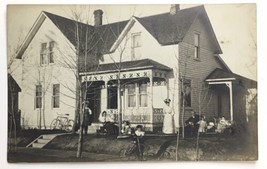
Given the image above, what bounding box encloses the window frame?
[48,41,55,64]
[40,41,55,65]
[181,79,192,108]
[138,82,148,107]
[35,85,42,109]
[194,33,200,60]
[126,83,137,108]
[40,43,47,65]
[52,84,60,108]
[131,32,142,60]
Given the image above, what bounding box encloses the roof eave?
[16,12,47,59]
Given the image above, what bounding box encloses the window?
[35,85,42,108]
[181,79,191,107]
[52,84,60,108]
[194,33,200,59]
[107,86,118,109]
[40,41,55,65]
[139,83,147,107]
[48,41,55,63]
[127,84,136,107]
[40,43,47,65]
[131,33,141,60]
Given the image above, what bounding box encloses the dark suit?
[82,107,92,134]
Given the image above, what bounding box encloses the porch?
[80,59,172,132]
[206,68,257,123]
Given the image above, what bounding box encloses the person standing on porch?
[81,101,92,135]
[163,98,174,134]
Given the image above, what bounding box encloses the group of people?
[185,111,206,136]
[184,111,233,136]
[80,99,233,137]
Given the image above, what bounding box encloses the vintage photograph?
[7,4,257,162]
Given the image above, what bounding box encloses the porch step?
[87,123,103,134]
[26,134,61,148]
[32,142,46,148]
[36,138,51,144]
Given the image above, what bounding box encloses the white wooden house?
[14,5,257,131]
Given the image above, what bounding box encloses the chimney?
[170,4,180,15]
[94,9,103,26]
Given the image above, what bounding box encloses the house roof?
[8,74,21,92]
[80,58,172,74]
[44,6,204,54]
[135,5,202,46]
[206,68,257,88]
[16,5,222,59]
[44,11,128,54]
[44,5,222,55]
[44,11,95,50]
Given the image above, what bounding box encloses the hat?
[136,125,143,129]
[164,98,171,103]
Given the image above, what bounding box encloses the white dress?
[163,105,174,134]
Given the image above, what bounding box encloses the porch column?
[103,80,108,111]
[149,73,153,131]
[226,82,234,121]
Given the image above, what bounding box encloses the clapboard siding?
[178,14,222,123]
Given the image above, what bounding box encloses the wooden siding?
[178,14,222,123]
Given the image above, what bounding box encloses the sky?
[7,4,257,80]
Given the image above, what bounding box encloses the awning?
[206,68,257,88]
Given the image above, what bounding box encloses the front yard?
[8,128,257,162]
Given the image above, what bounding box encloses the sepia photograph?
[6,3,257,163]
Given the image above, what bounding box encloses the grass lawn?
[43,132,257,161]
[7,127,257,162]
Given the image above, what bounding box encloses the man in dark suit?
[185,111,199,136]
[81,101,92,135]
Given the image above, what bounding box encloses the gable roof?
[16,5,222,58]
[80,58,172,74]
[43,11,95,49]
[44,11,128,55]
[135,5,202,46]
[110,5,222,54]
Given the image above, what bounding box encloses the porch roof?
[80,59,172,74]
[206,68,257,88]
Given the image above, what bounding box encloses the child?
[198,115,207,135]
[121,120,131,135]
[135,125,145,137]
[126,125,145,160]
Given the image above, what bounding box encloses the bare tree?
[7,32,29,152]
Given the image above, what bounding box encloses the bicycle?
[50,113,74,132]
[120,136,145,161]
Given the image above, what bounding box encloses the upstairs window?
[48,41,55,63]
[35,85,42,109]
[40,41,55,65]
[52,84,60,108]
[131,33,141,60]
[194,33,200,59]
[40,43,47,65]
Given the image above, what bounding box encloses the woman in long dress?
[163,99,174,134]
